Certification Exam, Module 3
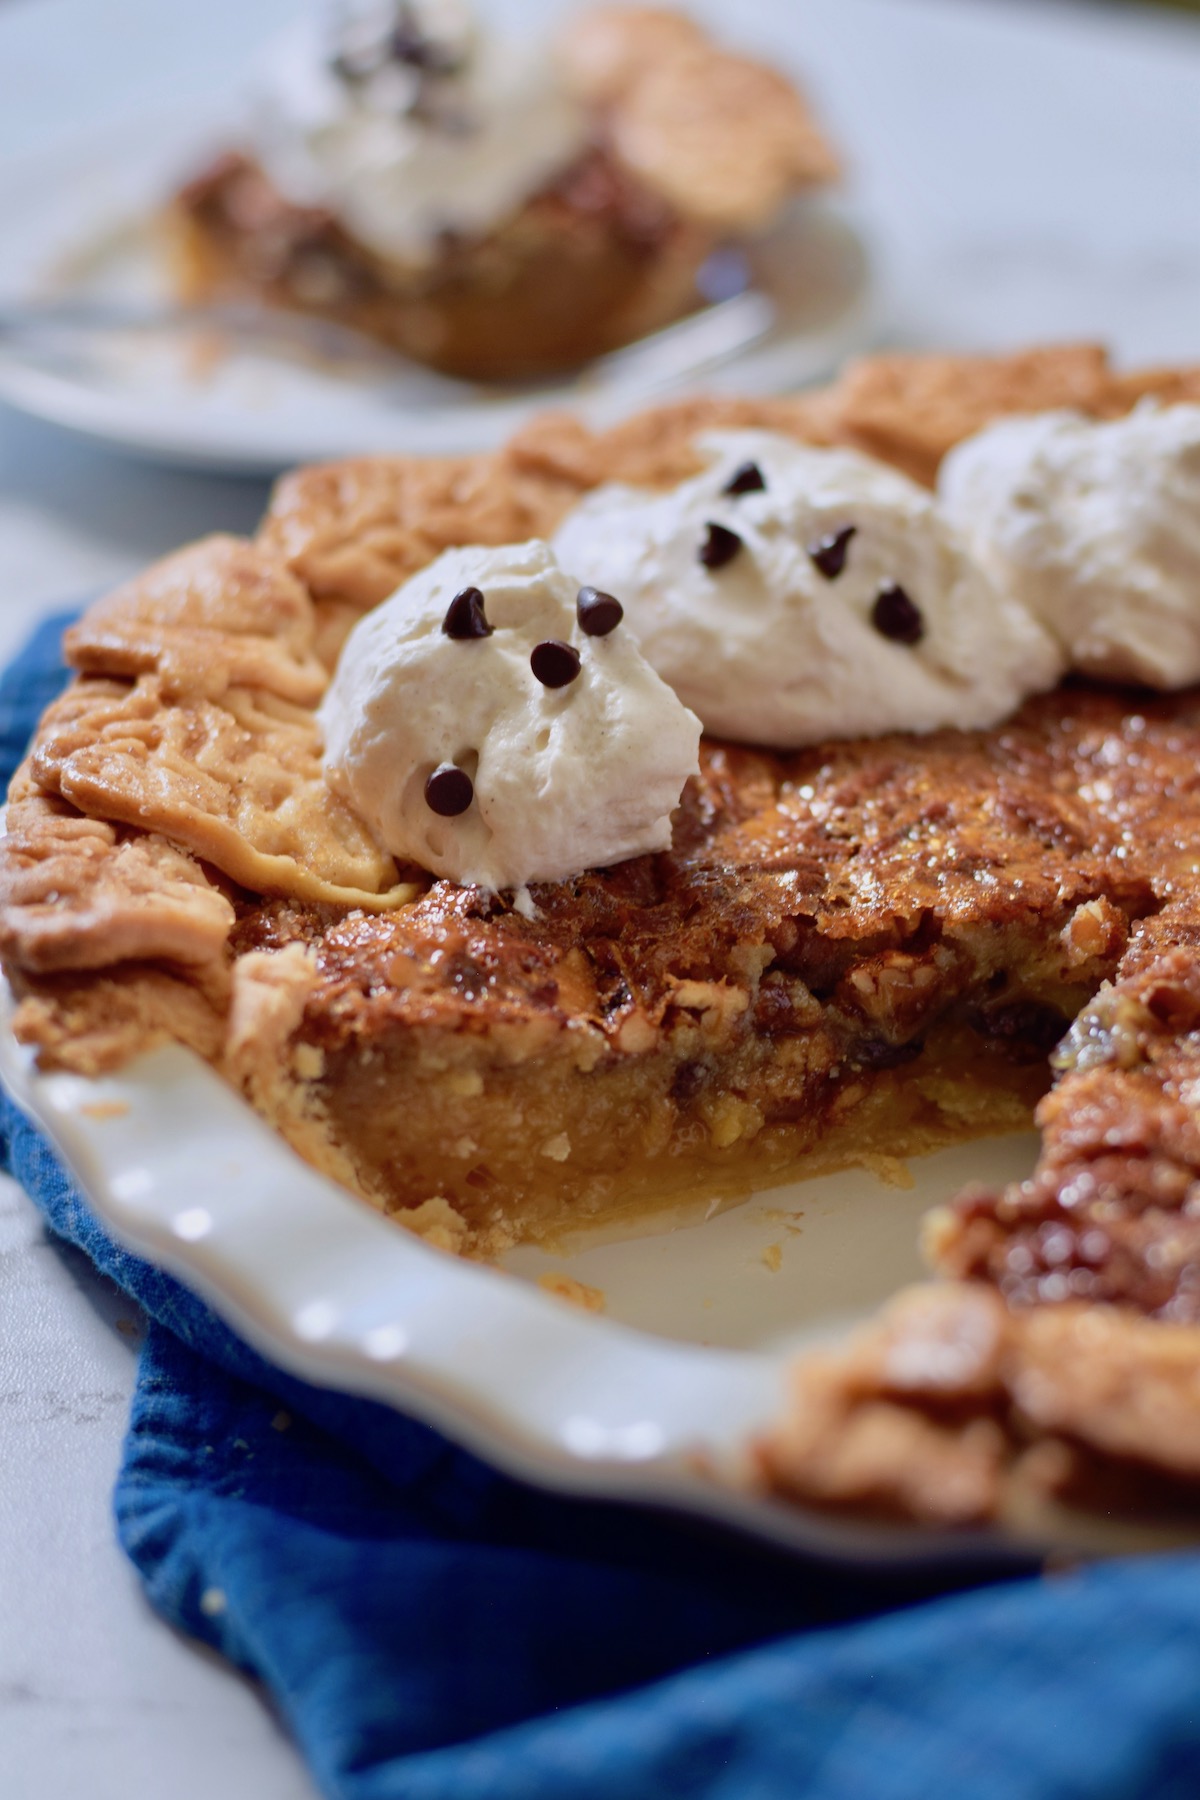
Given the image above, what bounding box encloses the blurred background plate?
[0,102,874,473]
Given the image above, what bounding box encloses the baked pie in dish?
[168,0,840,381]
[6,341,1200,1531]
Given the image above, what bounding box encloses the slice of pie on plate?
[5,340,1200,1531]
[169,1,839,382]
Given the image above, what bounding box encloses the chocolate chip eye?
[723,461,766,496]
[871,584,925,645]
[531,639,582,688]
[698,522,743,570]
[576,586,623,636]
[424,763,474,816]
[808,525,856,580]
[441,586,492,639]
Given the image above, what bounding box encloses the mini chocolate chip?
[576,586,623,636]
[531,639,581,688]
[424,762,474,816]
[808,525,856,579]
[698,522,743,569]
[723,460,766,496]
[389,25,423,64]
[390,22,463,73]
[670,1058,707,1103]
[442,586,492,639]
[871,583,925,645]
[330,51,367,83]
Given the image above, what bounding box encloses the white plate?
[0,105,876,474]
[3,979,1184,1574]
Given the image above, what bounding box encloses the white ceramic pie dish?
[4,975,1189,1574]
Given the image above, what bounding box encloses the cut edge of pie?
[7,341,1200,1527]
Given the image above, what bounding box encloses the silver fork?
[0,287,778,397]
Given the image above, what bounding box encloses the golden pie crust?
[168,4,839,381]
[7,342,1200,1530]
[555,5,840,230]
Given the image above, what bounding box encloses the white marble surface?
[1,0,1199,1795]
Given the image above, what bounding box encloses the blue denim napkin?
[5,612,1200,1800]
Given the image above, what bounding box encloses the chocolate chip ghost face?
[319,539,700,893]
[553,429,1066,748]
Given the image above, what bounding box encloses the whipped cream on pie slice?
[939,402,1200,688]
[252,0,587,265]
[552,429,1066,748]
[319,539,701,892]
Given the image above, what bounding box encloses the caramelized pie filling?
[207,689,1175,1255]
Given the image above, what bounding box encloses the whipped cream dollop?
[320,540,701,892]
[251,0,586,264]
[553,430,1065,748]
[939,404,1200,688]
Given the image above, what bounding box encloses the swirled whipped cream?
[251,0,586,265]
[938,404,1200,688]
[552,430,1065,748]
[320,540,700,893]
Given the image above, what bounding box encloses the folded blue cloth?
[5,612,1200,1800]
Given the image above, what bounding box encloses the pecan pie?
[168,3,839,381]
[6,341,1200,1530]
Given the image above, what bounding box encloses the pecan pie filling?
[213,694,1170,1257]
